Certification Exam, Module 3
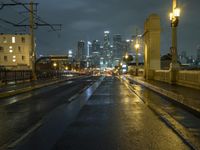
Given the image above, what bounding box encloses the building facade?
[113,34,123,59]
[92,40,100,53]
[76,40,85,61]
[91,40,101,68]
[0,34,31,70]
[36,55,69,71]
[103,31,113,67]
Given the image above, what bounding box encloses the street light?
[169,0,180,68]
[53,62,57,68]
[134,43,140,76]
[135,43,140,49]
[125,53,128,59]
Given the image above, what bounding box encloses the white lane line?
[2,77,99,149]
[2,81,74,106]
[68,93,79,102]
[7,121,42,149]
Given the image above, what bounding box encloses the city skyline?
[0,0,200,57]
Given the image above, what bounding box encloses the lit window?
[12,37,16,43]
[9,50,13,53]
[13,56,16,58]
[9,46,13,49]
[12,59,16,62]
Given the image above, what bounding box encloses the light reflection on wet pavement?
[130,82,200,138]
[54,77,190,150]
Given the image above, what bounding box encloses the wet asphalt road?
[54,77,190,150]
[0,76,98,149]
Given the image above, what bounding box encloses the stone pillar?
[144,14,161,80]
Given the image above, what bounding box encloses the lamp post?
[169,0,180,69]
[134,43,140,76]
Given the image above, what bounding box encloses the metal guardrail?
[0,70,86,85]
[0,70,32,84]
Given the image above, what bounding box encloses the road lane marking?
[2,77,102,149]
[7,121,42,149]
[8,76,104,150]
[1,81,74,106]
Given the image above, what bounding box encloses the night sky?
[0,0,200,57]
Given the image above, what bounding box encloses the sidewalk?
[127,75,200,115]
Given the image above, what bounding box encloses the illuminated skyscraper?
[113,34,123,59]
[92,40,100,53]
[91,40,101,68]
[77,40,85,61]
[103,31,113,67]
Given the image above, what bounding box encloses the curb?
[127,76,200,118]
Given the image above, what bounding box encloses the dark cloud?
[0,0,200,57]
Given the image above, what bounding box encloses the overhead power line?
[0,1,62,31]
[0,0,62,80]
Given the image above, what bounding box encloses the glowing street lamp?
[53,62,57,67]
[125,54,128,59]
[134,43,140,49]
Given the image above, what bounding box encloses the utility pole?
[29,0,37,80]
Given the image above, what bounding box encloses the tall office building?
[113,34,123,59]
[92,40,100,53]
[77,40,85,61]
[104,31,110,49]
[91,40,101,67]
[103,31,113,67]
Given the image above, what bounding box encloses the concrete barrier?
[177,71,200,89]
[152,70,200,90]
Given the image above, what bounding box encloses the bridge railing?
[0,70,85,85]
[0,70,32,84]
[177,70,200,89]
[151,69,200,89]
[154,70,170,82]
